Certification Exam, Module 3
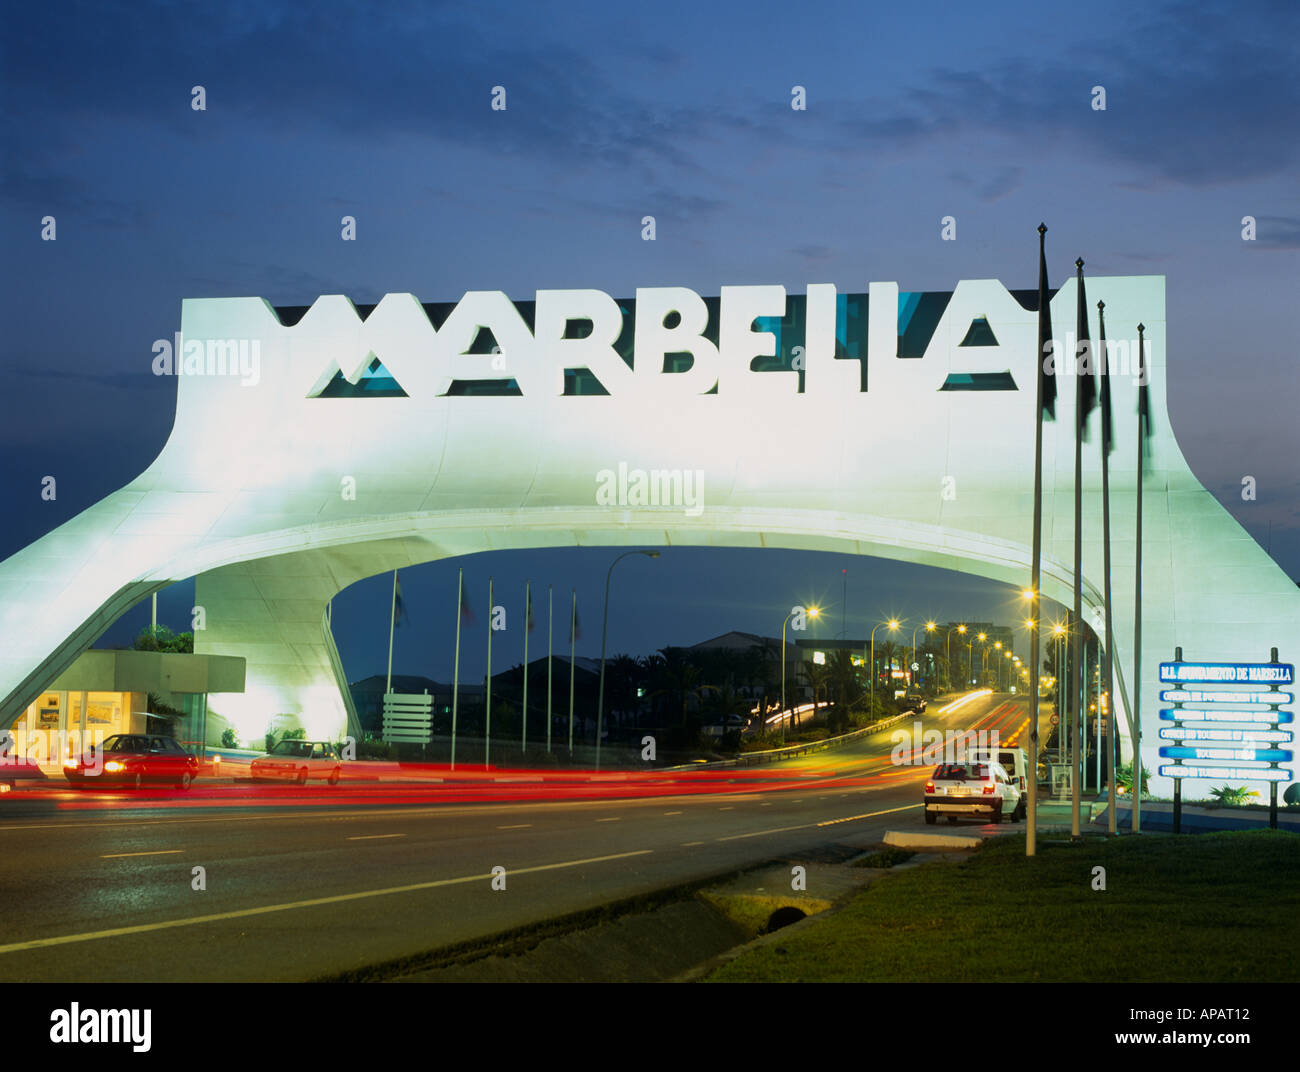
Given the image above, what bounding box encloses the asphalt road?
[0,690,1032,981]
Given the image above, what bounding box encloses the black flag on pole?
[1136,323,1151,448]
[1098,300,1114,455]
[1037,224,1057,420]
[1075,259,1097,439]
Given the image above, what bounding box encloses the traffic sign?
[1049,714,1059,726]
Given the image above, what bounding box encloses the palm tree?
[798,660,832,728]
[648,647,717,730]
[825,650,864,733]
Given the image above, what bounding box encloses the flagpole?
[522,579,530,755]
[385,570,398,699]
[568,590,576,756]
[1070,258,1091,841]
[1026,222,1053,857]
[546,585,553,753]
[1133,323,1148,832]
[485,576,493,771]
[451,568,462,771]
[1098,300,1118,834]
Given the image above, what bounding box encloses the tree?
[647,646,716,733]
[133,625,194,653]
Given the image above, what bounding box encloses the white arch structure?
[0,276,1294,794]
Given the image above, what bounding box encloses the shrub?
[220,728,239,749]
[1206,784,1259,807]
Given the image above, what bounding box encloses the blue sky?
[2,0,1296,682]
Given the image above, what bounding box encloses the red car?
[64,733,198,790]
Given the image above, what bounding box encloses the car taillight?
[983,783,995,794]
[925,782,934,793]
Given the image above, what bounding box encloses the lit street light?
[870,619,900,716]
[911,621,936,689]
[781,605,820,743]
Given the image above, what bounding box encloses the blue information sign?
[1156,657,1294,796]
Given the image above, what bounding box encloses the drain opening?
[764,906,807,933]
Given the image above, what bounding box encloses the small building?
[6,649,245,767]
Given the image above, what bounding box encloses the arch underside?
[191,508,1117,746]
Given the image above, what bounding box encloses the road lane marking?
[595,817,621,822]
[682,841,705,847]
[662,811,682,816]
[716,803,922,842]
[100,850,182,859]
[346,834,405,841]
[718,806,734,811]
[818,804,922,827]
[0,849,654,957]
[496,824,532,830]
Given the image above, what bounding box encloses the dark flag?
[1037,224,1057,420]
[459,578,476,625]
[1137,323,1152,447]
[1075,258,1097,438]
[394,571,408,626]
[1097,300,1114,455]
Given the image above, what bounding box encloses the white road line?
[662,811,682,816]
[496,824,532,830]
[346,834,405,841]
[716,803,922,843]
[0,849,654,956]
[595,817,621,822]
[719,806,735,811]
[681,841,705,847]
[100,850,182,859]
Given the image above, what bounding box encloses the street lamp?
[781,605,820,743]
[870,619,901,716]
[954,624,967,688]
[596,550,659,769]
[910,621,936,689]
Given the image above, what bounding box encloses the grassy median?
[703,829,1300,982]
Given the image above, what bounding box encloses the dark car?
[63,733,197,790]
[905,692,928,712]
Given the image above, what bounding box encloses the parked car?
[63,733,197,790]
[904,692,928,713]
[250,740,342,785]
[924,760,1024,824]
[969,745,1030,793]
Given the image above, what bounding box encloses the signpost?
[1157,648,1294,831]
[382,690,434,749]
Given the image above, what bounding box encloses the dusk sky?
[2,0,1296,684]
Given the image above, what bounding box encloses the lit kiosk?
[1158,649,1294,829]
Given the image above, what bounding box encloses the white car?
[250,739,342,785]
[924,760,1024,824]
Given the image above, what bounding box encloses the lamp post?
[596,550,659,770]
[976,633,987,686]
[910,621,935,689]
[946,625,965,693]
[781,605,820,744]
[870,619,900,715]
[993,641,1002,691]
[1053,621,1066,762]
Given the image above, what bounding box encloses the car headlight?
[104,760,124,772]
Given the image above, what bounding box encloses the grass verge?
[703,828,1300,982]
